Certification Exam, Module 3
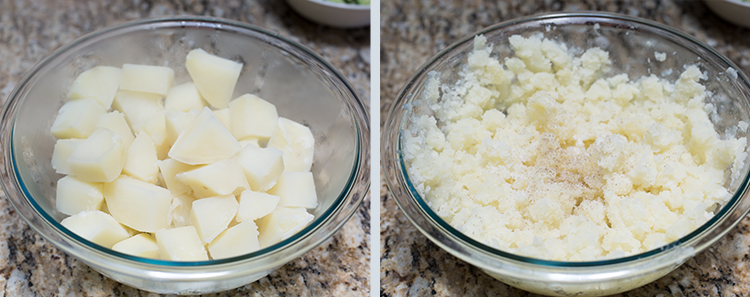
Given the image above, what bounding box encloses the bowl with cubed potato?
[0,16,369,294]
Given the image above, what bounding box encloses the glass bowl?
[382,12,750,296]
[0,16,369,294]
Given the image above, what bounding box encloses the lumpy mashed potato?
[402,34,748,261]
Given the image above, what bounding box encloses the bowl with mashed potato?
[383,12,750,296]
[0,16,369,294]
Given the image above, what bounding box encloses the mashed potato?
[402,34,747,261]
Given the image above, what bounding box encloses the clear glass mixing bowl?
[382,12,750,296]
[0,16,370,294]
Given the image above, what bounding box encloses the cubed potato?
[112,90,164,128]
[175,157,250,198]
[189,195,239,244]
[157,158,199,196]
[257,207,314,248]
[229,94,278,141]
[168,193,196,228]
[67,66,122,109]
[237,145,284,191]
[55,175,104,216]
[68,128,125,183]
[235,190,279,223]
[165,82,207,112]
[164,109,199,146]
[185,48,242,109]
[267,118,315,172]
[212,108,231,130]
[103,175,172,232]
[50,98,106,139]
[131,113,169,160]
[168,107,241,165]
[238,138,260,148]
[60,210,130,248]
[119,64,175,96]
[97,111,135,149]
[112,233,160,259]
[122,132,159,184]
[51,139,84,175]
[207,220,260,260]
[155,226,208,261]
[267,171,318,209]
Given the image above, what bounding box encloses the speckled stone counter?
[381,1,750,296]
[0,0,370,295]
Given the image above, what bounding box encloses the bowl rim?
[384,10,750,271]
[1,15,370,269]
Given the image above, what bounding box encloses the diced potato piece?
[164,109,199,146]
[168,193,196,228]
[229,94,278,141]
[68,128,125,182]
[237,145,284,191]
[55,176,104,215]
[165,82,207,112]
[267,171,318,209]
[185,49,242,109]
[112,233,160,259]
[168,107,241,165]
[103,175,172,232]
[60,210,130,248]
[236,190,279,223]
[51,139,83,175]
[50,98,106,139]
[208,220,260,260]
[267,118,315,172]
[112,90,164,128]
[257,207,314,248]
[213,108,231,130]
[97,111,135,149]
[189,195,239,244]
[157,158,199,196]
[122,133,159,184]
[175,157,250,198]
[67,66,122,109]
[119,64,175,96]
[239,138,260,148]
[131,113,169,160]
[155,226,208,261]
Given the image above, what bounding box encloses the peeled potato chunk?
[56,176,104,216]
[67,66,122,109]
[119,64,175,97]
[122,132,159,184]
[229,94,278,141]
[131,113,169,160]
[212,108,231,130]
[168,193,196,228]
[168,107,241,165]
[267,118,315,172]
[165,82,206,112]
[50,98,106,139]
[156,226,208,261]
[157,158,199,196]
[175,157,250,198]
[103,175,172,232]
[112,233,160,259]
[236,190,280,223]
[51,139,84,175]
[268,171,318,209]
[257,207,314,248]
[165,109,199,146]
[189,195,239,244]
[112,90,164,129]
[185,48,242,109]
[61,210,130,248]
[237,145,284,191]
[97,111,135,149]
[68,128,125,183]
[208,220,260,260]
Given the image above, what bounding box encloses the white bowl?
[286,0,370,28]
[704,0,750,27]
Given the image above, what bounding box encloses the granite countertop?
[381,0,750,296]
[0,0,370,295]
